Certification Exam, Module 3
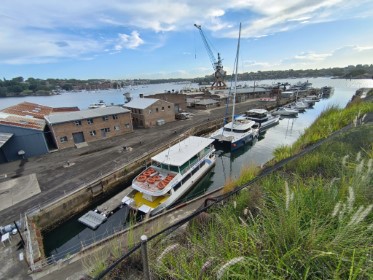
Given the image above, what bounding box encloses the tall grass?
[151,126,373,279]
[152,150,373,279]
[273,102,373,162]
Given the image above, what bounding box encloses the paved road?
[0,98,281,225]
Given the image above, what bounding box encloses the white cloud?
[0,0,372,65]
[115,31,144,51]
[239,45,373,72]
[277,45,373,70]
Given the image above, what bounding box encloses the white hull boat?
[272,107,298,116]
[122,136,216,216]
[245,109,280,132]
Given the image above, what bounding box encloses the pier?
[96,188,132,217]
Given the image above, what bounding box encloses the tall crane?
[194,24,227,89]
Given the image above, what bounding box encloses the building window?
[112,114,118,120]
[74,120,82,126]
[102,116,109,121]
[89,130,96,136]
[156,108,159,112]
[60,136,68,143]
[162,106,164,111]
[114,125,120,131]
[168,105,171,109]
[87,118,94,124]
[148,110,152,114]
[125,123,130,128]
[103,127,110,132]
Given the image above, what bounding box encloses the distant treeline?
[1,64,372,97]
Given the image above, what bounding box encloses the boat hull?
[258,117,280,133]
[123,153,216,215]
[213,133,254,151]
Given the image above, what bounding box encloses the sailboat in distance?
[210,23,259,151]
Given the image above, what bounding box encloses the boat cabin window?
[234,128,251,133]
[154,161,179,173]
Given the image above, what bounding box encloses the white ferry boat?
[122,136,216,215]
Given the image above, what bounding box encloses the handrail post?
[141,235,151,280]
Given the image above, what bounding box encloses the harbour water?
[1,78,372,110]
[32,78,372,260]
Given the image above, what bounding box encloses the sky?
[1,0,373,80]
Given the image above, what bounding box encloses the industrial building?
[123,97,175,128]
[0,102,79,163]
[45,106,133,150]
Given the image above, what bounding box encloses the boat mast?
[230,23,242,130]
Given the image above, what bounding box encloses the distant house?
[0,102,79,163]
[281,91,295,98]
[194,99,220,110]
[187,98,221,109]
[45,106,133,150]
[123,97,175,128]
[144,93,187,112]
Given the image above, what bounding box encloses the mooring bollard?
[141,235,151,280]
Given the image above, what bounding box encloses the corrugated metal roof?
[45,106,130,124]
[1,102,79,119]
[52,106,80,112]
[124,98,158,109]
[1,102,53,119]
[195,99,219,105]
[0,113,46,131]
[0,132,13,148]
[151,136,214,166]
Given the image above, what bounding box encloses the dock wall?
[30,117,226,231]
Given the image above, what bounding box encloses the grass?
[273,101,373,161]
[149,108,373,279]
[150,128,373,279]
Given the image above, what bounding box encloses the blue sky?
[1,0,372,80]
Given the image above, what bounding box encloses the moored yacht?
[272,107,299,116]
[290,101,308,111]
[245,109,280,133]
[88,100,107,109]
[210,116,260,151]
[122,136,216,215]
[209,24,260,151]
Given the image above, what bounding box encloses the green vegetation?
[2,64,372,97]
[150,124,373,279]
[273,100,373,161]
[0,77,127,97]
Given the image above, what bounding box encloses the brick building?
[124,98,175,128]
[0,102,79,163]
[45,106,133,149]
[144,93,187,112]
